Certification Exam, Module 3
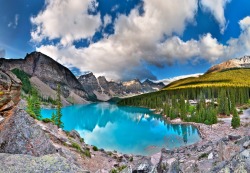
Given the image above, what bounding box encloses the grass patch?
[110,165,127,173]
[71,142,82,152]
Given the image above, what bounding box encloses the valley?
[0,53,250,172]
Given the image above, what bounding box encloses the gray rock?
[69,130,81,140]
[208,152,213,160]
[245,158,250,171]
[228,134,241,141]
[0,153,87,173]
[0,109,56,156]
[243,141,250,149]
[157,157,180,173]
[241,150,250,159]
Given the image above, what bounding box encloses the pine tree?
[231,108,240,129]
[55,84,63,128]
[26,87,41,120]
[51,112,56,124]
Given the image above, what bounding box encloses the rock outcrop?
[0,52,89,102]
[0,69,21,116]
[206,55,250,73]
[0,109,56,156]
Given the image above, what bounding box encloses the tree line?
[118,87,249,128]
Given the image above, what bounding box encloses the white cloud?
[103,14,112,27]
[31,0,101,45]
[154,73,203,85]
[200,0,230,34]
[8,14,19,29]
[35,0,198,80]
[32,0,250,81]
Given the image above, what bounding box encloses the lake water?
[41,103,201,156]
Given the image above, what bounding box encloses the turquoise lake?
[41,103,201,156]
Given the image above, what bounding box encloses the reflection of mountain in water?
[64,103,163,132]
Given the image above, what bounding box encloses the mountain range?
[0,52,165,103]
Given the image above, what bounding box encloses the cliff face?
[206,56,250,73]
[0,52,88,100]
[0,69,22,116]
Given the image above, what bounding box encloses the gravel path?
[219,108,250,124]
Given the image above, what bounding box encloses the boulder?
[157,158,180,173]
[241,150,250,159]
[69,130,81,140]
[0,109,56,156]
[228,134,241,141]
[0,153,87,173]
[243,141,250,149]
[208,152,213,160]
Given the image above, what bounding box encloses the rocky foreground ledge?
[0,106,250,172]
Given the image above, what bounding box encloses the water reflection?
[42,102,200,155]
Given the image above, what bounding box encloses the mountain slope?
[206,56,250,74]
[0,52,89,103]
[163,68,250,90]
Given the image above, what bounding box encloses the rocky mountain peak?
[0,52,89,102]
[206,55,250,73]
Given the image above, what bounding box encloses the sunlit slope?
[163,68,250,90]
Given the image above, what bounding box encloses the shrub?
[93,146,98,151]
[80,138,84,143]
[71,142,82,152]
[83,149,91,158]
[198,153,208,160]
[42,118,53,123]
[231,109,240,129]
[204,120,211,125]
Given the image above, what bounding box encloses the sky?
[0,0,250,81]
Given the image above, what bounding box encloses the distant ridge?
[206,56,250,74]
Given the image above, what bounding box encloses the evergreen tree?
[231,108,240,129]
[51,112,56,124]
[26,88,41,120]
[55,84,64,128]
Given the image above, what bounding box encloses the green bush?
[71,142,82,152]
[42,118,53,123]
[198,153,208,160]
[80,138,84,143]
[93,146,98,151]
[109,166,127,173]
[83,149,91,158]
[231,109,240,129]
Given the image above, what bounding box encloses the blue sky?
[0,0,250,81]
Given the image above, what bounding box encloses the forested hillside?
[164,68,250,90]
[118,69,250,125]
